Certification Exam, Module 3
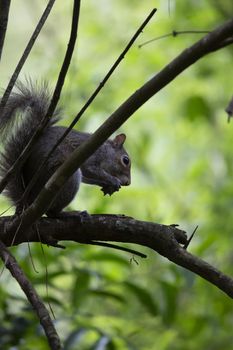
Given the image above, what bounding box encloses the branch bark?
[1,214,233,299]
[13,18,233,234]
[0,0,11,61]
[0,240,61,350]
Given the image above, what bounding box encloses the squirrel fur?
[0,82,131,217]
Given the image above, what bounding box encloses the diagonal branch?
[1,214,233,299]
[0,240,62,350]
[0,0,11,61]
[12,18,233,233]
[0,0,56,109]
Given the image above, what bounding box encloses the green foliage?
[1,0,233,349]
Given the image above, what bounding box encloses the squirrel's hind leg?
[46,169,82,218]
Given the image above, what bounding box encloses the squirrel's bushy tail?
[0,80,59,134]
[0,81,60,206]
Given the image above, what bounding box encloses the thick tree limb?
[1,214,233,299]
[12,18,233,234]
[0,0,11,61]
[0,240,61,350]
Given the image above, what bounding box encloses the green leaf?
[90,289,126,304]
[71,270,91,308]
[160,281,179,324]
[183,95,211,122]
[124,281,158,316]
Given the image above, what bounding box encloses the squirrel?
[0,82,131,217]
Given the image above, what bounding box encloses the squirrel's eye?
[121,155,130,166]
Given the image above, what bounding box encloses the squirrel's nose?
[123,179,131,186]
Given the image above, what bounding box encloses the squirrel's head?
[104,133,131,187]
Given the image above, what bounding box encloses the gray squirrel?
[0,82,131,217]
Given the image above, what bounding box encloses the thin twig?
[0,0,11,61]
[19,8,157,206]
[184,225,198,250]
[0,240,61,350]
[0,0,56,110]
[35,223,56,319]
[0,0,81,196]
[27,240,39,273]
[84,240,147,258]
[139,30,210,48]
[168,0,171,17]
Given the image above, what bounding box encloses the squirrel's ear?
[113,133,126,147]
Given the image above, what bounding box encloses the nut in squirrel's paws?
[101,178,122,196]
[101,184,121,196]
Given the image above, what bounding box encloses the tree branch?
[0,0,80,196]
[0,240,62,350]
[1,214,233,299]
[138,29,210,48]
[0,0,56,109]
[0,0,11,61]
[12,18,233,233]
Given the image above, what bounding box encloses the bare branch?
[139,29,210,48]
[0,0,81,196]
[12,18,233,233]
[0,0,56,109]
[1,214,233,299]
[0,240,62,350]
[0,0,11,61]
[209,36,233,52]
[84,241,147,258]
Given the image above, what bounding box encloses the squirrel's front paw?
[101,178,121,196]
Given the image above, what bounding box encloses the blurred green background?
[0,1,233,349]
